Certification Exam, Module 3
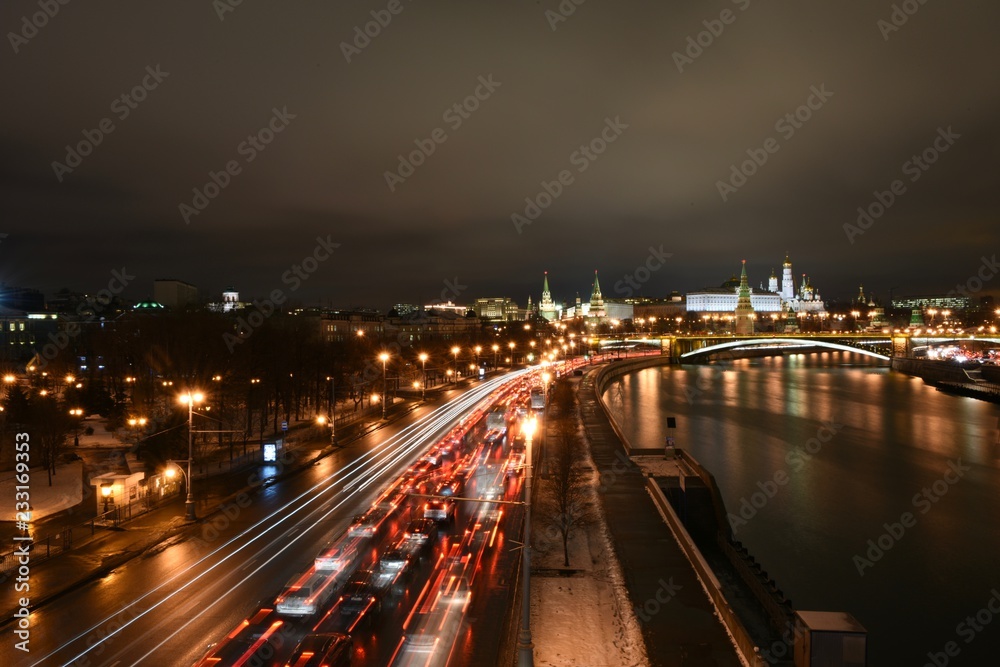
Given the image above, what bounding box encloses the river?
[602,352,1000,666]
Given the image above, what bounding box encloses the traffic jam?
[191,370,562,667]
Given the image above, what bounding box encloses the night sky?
[3,1,999,309]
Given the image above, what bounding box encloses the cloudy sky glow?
[3,0,999,308]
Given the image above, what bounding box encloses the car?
[339,570,382,620]
[403,518,438,548]
[376,547,415,593]
[284,632,352,667]
[437,478,463,497]
[419,454,441,468]
[423,498,455,523]
[505,450,525,477]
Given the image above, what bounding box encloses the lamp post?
[379,353,390,419]
[324,374,338,442]
[517,415,538,666]
[179,391,204,520]
[419,353,428,400]
[127,416,147,451]
[492,344,499,372]
[101,484,113,514]
[451,346,460,383]
[474,345,482,374]
[68,408,84,446]
[508,341,515,366]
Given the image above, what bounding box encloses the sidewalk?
[576,368,744,667]
[530,376,648,667]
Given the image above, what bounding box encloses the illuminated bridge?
[596,333,1000,362]
[670,334,895,361]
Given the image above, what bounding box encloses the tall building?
[153,279,198,310]
[781,255,795,301]
[539,272,558,321]
[780,256,825,314]
[473,297,520,322]
[588,270,605,320]
[734,260,755,334]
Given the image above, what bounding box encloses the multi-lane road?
[9,368,546,667]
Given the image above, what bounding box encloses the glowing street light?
[178,391,204,520]
[379,353,390,419]
[451,346,460,383]
[419,352,429,400]
[68,408,84,446]
[127,416,147,451]
[492,344,500,371]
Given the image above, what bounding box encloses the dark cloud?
[3,0,999,307]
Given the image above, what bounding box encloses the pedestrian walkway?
[575,368,743,667]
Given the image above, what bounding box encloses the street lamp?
[492,344,500,372]
[474,345,482,373]
[69,408,84,446]
[419,352,428,400]
[325,374,337,441]
[451,346,460,383]
[508,341,515,365]
[517,415,538,666]
[101,484,113,513]
[178,391,204,520]
[379,353,390,419]
[127,416,147,451]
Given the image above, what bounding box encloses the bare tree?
[30,398,71,486]
[543,421,591,567]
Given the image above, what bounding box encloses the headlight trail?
[39,370,529,667]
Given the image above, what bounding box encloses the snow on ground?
[73,417,127,448]
[631,454,685,478]
[531,457,649,667]
[0,460,84,521]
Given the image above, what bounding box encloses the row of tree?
[2,310,560,476]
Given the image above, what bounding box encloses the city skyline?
[3,253,994,313]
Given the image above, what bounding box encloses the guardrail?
[644,476,765,667]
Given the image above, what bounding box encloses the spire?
[784,253,791,267]
[539,271,556,320]
[734,260,754,334]
[589,270,605,316]
[738,260,750,296]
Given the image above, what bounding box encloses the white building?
[207,287,244,313]
[686,256,826,316]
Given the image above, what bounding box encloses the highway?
[9,368,539,667]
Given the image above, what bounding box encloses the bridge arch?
[679,337,891,361]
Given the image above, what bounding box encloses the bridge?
[597,333,1000,362]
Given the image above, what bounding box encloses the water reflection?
[604,352,1000,666]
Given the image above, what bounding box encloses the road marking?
[240,558,257,571]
